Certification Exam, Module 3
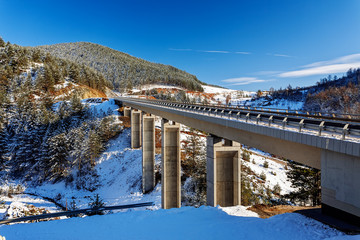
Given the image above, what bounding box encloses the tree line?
[37,42,204,92]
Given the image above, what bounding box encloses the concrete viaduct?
[116,97,360,223]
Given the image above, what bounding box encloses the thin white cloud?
[303,53,360,68]
[169,48,192,51]
[235,51,251,55]
[168,48,251,54]
[221,77,269,85]
[278,53,360,78]
[198,50,230,53]
[274,54,292,58]
[267,53,293,58]
[278,62,360,78]
[255,70,282,76]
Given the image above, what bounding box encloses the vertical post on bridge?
[124,106,131,118]
[207,136,241,207]
[161,119,181,209]
[142,114,155,193]
[131,109,142,149]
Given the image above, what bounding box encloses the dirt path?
[247,204,320,218]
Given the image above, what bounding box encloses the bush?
[273,183,281,195]
[263,160,269,168]
[260,172,266,181]
[88,194,105,216]
[241,149,251,162]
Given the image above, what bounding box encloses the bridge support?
[161,119,181,209]
[207,136,241,207]
[131,109,142,149]
[124,106,131,118]
[142,114,155,193]
[321,150,360,224]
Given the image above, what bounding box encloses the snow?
[133,84,186,92]
[220,205,259,217]
[245,98,304,110]
[83,98,120,116]
[0,194,60,222]
[53,80,75,90]
[243,150,294,195]
[24,127,161,211]
[0,206,352,240]
[1,98,358,239]
[202,85,235,94]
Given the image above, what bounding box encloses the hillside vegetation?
[37,42,204,92]
[0,41,112,98]
[247,68,360,115]
[0,39,120,189]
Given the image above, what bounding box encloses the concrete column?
[207,135,241,207]
[142,114,155,193]
[124,106,131,118]
[321,149,360,224]
[161,119,181,209]
[131,109,142,149]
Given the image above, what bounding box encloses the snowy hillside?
[1,98,358,239]
[128,84,255,106]
[1,98,296,216]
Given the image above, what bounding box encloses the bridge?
[115,97,360,224]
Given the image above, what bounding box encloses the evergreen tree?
[182,128,207,206]
[47,133,70,181]
[285,161,321,206]
[0,37,5,47]
[0,122,7,171]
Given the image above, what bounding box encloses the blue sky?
[1,0,360,91]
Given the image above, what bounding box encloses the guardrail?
[0,202,154,225]
[119,97,360,140]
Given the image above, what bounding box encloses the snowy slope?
[245,97,305,110]
[129,84,255,106]
[0,206,352,240]
[25,128,161,211]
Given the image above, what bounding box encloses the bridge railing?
[119,97,360,140]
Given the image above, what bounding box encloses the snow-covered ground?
[245,97,304,110]
[243,149,294,195]
[0,206,355,240]
[1,98,359,239]
[0,194,59,221]
[129,84,255,106]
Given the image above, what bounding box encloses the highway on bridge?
[116,97,360,225]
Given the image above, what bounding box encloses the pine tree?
[47,133,70,181]
[70,94,83,115]
[88,130,103,167]
[0,37,5,47]
[0,122,7,171]
[182,128,207,205]
[285,161,321,206]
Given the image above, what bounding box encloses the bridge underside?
[124,101,360,223]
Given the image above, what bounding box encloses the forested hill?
[36,42,204,92]
[0,40,113,101]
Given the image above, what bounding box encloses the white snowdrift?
[0,206,352,240]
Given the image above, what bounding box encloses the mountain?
[36,42,204,92]
[0,41,112,102]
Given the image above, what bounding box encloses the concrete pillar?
[124,106,131,118]
[321,150,360,224]
[131,109,141,149]
[161,119,181,209]
[142,114,155,193]
[207,135,241,207]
